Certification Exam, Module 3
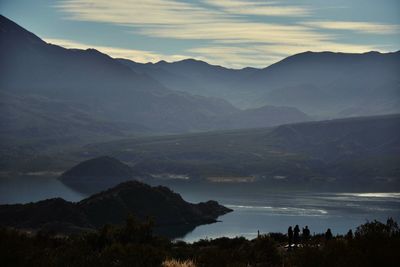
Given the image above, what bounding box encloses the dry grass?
[162,259,196,267]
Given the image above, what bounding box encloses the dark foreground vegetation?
[1,217,399,267]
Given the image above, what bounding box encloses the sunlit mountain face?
[0,1,400,266]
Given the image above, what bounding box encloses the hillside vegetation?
[1,216,399,267]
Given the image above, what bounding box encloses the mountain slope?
[245,51,400,115]
[119,51,400,117]
[79,181,232,227]
[216,105,310,129]
[0,15,312,142]
[0,181,232,235]
[118,58,257,102]
[75,114,400,190]
[0,15,238,135]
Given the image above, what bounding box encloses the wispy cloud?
[302,21,400,34]
[189,42,378,68]
[137,22,328,45]
[203,0,311,17]
[43,38,187,63]
[56,0,225,26]
[55,0,395,67]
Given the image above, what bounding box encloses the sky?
[1,0,399,68]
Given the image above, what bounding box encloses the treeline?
[1,216,399,267]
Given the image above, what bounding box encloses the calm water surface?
[0,175,85,203]
[1,176,399,243]
[177,191,400,242]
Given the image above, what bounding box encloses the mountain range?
[1,14,399,185]
[0,14,311,141]
[2,14,399,143]
[119,51,400,117]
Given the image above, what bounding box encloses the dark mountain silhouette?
[1,15,398,178]
[0,15,236,135]
[79,181,232,227]
[0,181,232,236]
[60,156,141,194]
[0,15,311,146]
[120,51,400,117]
[118,58,257,104]
[245,51,400,116]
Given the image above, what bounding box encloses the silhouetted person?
[346,229,353,240]
[294,225,300,247]
[303,225,310,244]
[288,226,293,249]
[325,228,333,242]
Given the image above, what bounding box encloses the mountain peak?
[0,14,45,46]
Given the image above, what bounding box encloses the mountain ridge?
[0,180,232,236]
[119,49,400,116]
[0,14,310,141]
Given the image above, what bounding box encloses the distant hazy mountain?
[118,58,257,104]
[0,15,236,135]
[120,51,400,118]
[246,51,400,116]
[0,15,310,144]
[0,181,232,236]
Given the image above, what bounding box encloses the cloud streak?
[204,0,311,17]
[302,21,400,34]
[55,0,396,67]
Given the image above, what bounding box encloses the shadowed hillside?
[69,114,400,191]
[119,51,400,117]
[0,180,232,237]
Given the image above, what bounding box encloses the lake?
[176,190,400,242]
[1,176,399,243]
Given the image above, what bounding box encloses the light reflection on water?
[338,192,400,198]
[225,205,328,216]
[177,191,400,243]
[0,177,399,243]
